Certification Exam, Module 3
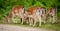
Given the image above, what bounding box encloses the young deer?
[7,5,25,24]
[41,7,47,24]
[47,7,57,23]
[24,6,46,26]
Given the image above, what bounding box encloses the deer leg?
[44,18,46,24]
[52,16,56,24]
[19,14,24,24]
[7,17,10,23]
[29,17,32,26]
[26,19,29,24]
[7,16,13,23]
[33,19,36,26]
[33,17,37,27]
[21,17,24,24]
[26,17,29,24]
[43,16,46,24]
[49,16,52,23]
[20,18,22,24]
[30,18,33,26]
[21,19,23,24]
[39,16,42,26]
[21,16,24,24]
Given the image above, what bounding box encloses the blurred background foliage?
[0,0,60,22]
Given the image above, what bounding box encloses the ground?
[0,24,56,31]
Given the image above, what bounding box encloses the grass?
[40,23,60,31]
[0,21,60,31]
[0,17,60,31]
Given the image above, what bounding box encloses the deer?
[39,7,47,24]
[46,6,57,24]
[24,6,46,26]
[7,5,25,24]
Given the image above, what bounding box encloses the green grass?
[40,23,60,31]
[0,17,60,31]
[0,22,60,31]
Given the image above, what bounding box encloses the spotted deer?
[40,7,47,24]
[7,5,25,24]
[46,7,57,23]
[24,6,46,26]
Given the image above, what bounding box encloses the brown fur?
[7,5,24,23]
